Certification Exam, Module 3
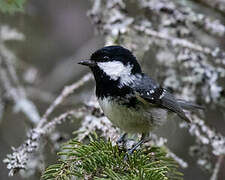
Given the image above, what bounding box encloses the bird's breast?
[98,97,168,133]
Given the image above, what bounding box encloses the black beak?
[78,60,96,67]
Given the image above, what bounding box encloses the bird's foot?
[116,133,127,147]
[124,133,148,160]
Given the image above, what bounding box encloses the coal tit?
[79,46,202,154]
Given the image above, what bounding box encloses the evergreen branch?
[42,135,183,180]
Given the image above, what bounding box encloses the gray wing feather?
[176,99,204,110]
[133,74,198,123]
[160,92,191,122]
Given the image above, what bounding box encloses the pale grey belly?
[98,98,168,133]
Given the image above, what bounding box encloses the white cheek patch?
[98,61,134,86]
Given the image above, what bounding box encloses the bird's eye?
[103,56,109,61]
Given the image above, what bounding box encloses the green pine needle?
[42,135,183,180]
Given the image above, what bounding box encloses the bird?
[78,45,203,155]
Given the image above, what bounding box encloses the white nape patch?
[98,61,135,86]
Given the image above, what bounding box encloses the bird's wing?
[133,74,191,122]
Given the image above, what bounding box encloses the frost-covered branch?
[37,73,92,128]
[180,115,225,171]
[3,109,83,176]
[134,25,224,59]
[194,0,225,13]
[139,0,225,36]
[210,155,224,180]
[3,73,93,176]
[0,26,40,124]
[180,115,225,157]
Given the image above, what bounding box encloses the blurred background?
[0,0,224,179]
[0,0,102,179]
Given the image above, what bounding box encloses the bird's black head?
[90,46,141,73]
[79,46,142,98]
[79,45,142,75]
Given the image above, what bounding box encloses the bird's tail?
[160,92,203,123]
[176,99,204,111]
